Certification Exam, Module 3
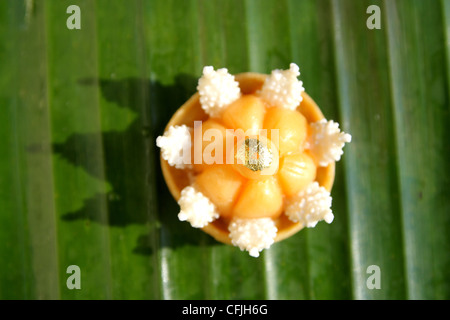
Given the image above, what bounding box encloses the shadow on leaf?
[48,74,220,252]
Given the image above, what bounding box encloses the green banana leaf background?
[1,0,449,300]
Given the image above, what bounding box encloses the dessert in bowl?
[157,63,351,257]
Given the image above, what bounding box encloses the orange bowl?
[160,72,335,245]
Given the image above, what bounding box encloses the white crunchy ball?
[156,125,193,169]
[197,66,241,117]
[177,186,219,228]
[307,119,352,167]
[259,63,304,110]
[285,181,334,228]
[228,218,277,258]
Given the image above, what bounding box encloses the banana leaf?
[0,0,449,299]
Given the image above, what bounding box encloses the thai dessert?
[157,63,351,257]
